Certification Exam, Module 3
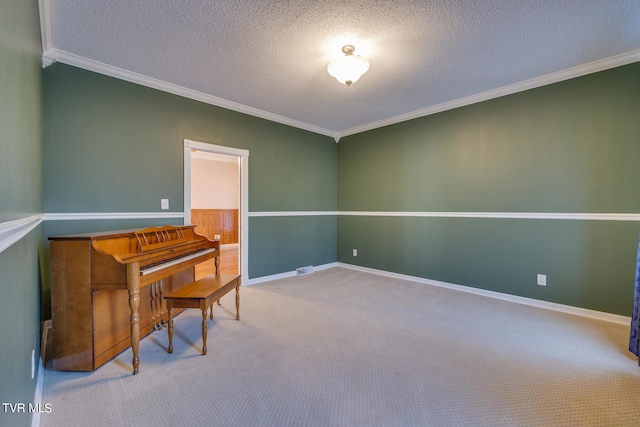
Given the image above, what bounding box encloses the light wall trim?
[0,215,44,254]
[336,263,631,325]
[183,139,250,284]
[244,262,630,324]
[338,49,640,139]
[246,262,338,286]
[250,211,640,221]
[339,211,640,221]
[39,41,640,141]
[43,212,184,220]
[40,48,335,138]
[4,210,636,256]
[37,0,53,63]
[7,211,635,222]
[249,211,338,217]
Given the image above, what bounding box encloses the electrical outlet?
[353,249,357,256]
[537,274,547,286]
[214,234,221,240]
[161,199,169,209]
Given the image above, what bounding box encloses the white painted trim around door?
[183,139,249,281]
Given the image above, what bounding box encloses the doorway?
[183,139,249,281]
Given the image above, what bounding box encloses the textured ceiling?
[41,0,640,139]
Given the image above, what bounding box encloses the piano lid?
[48,225,199,241]
[49,225,214,264]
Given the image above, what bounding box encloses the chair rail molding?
[43,212,184,220]
[0,215,44,254]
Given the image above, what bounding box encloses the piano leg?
[167,304,174,354]
[127,262,141,375]
[201,307,208,355]
[235,284,240,320]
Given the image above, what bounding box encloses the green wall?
[0,1,44,426]
[1,2,637,423]
[250,216,337,277]
[42,60,640,317]
[42,63,337,296]
[338,63,640,316]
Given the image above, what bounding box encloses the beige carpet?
[39,267,640,426]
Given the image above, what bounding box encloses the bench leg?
[201,308,208,355]
[235,285,240,320]
[167,305,174,354]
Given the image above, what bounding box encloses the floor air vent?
[296,265,314,276]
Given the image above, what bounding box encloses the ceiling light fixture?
[327,45,369,87]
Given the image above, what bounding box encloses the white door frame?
[183,139,249,281]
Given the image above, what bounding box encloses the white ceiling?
[39,0,640,140]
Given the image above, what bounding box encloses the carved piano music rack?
[49,225,220,374]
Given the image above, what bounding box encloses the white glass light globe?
[327,49,370,86]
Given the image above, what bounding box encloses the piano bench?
[164,274,241,355]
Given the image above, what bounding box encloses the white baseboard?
[245,262,338,286]
[247,263,631,325]
[336,263,631,325]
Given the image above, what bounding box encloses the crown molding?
[40,43,640,141]
[337,49,640,139]
[41,49,336,139]
[38,0,53,60]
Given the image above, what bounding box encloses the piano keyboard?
[140,248,216,276]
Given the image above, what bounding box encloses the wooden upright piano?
[49,225,219,374]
